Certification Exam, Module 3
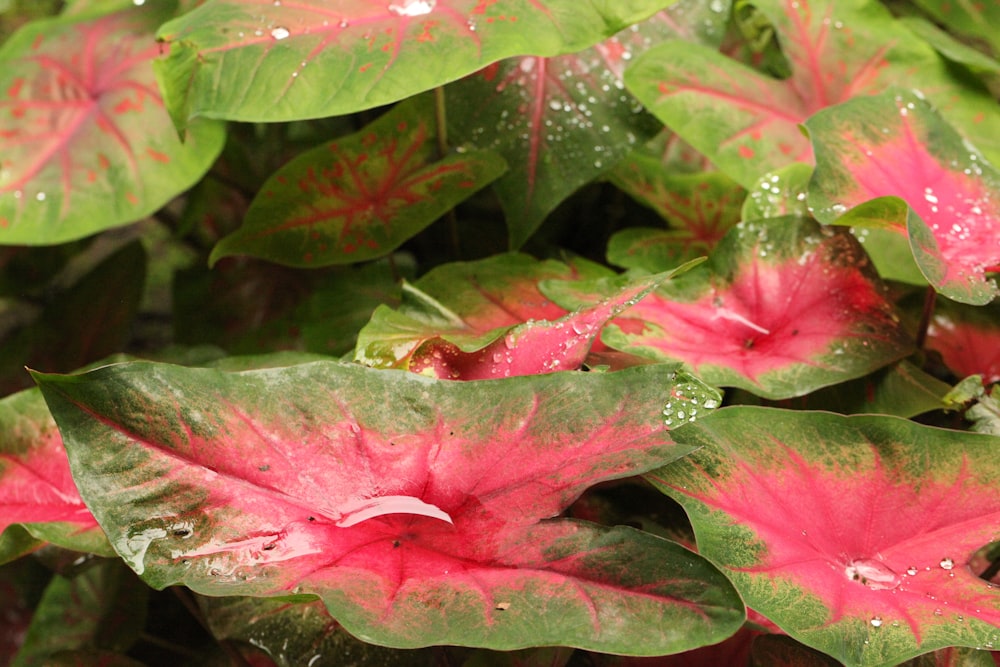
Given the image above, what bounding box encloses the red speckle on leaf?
[0,217,8,228]
[417,20,437,42]
[359,63,373,73]
[145,147,169,163]
[125,192,138,205]
[6,78,25,99]
[480,62,500,81]
[472,0,499,15]
[738,145,755,159]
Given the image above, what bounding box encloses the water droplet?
[270,26,291,40]
[906,566,918,576]
[870,616,883,628]
[388,0,435,16]
[939,557,954,570]
[35,192,46,201]
[845,559,901,590]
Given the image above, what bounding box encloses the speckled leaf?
[0,388,111,560]
[12,560,146,667]
[927,302,1000,385]
[355,253,607,368]
[647,407,1000,667]
[405,270,675,380]
[211,98,506,267]
[600,217,913,399]
[742,163,812,221]
[445,4,725,249]
[609,153,744,256]
[155,0,677,127]
[624,0,1000,189]
[807,90,1000,305]
[201,595,438,667]
[0,4,225,244]
[34,361,743,653]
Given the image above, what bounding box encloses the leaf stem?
[914,284,936,351]
[434,86,462,259]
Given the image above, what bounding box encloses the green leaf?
[648,407,1000,667]
[154,0,678,126]
[12,560,147,667]
[0,3,225,244]
[899,16,1000,74]
[211,97,507,267]
[741,163,812,221]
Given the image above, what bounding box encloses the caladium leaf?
[609,155,744,256]
[807,90,1000,305]
[405,270,679,380]
[0,388,111,561]
[927,302,1000,385]
[911,0,1000,60]
[201,595,439,667]
[623,0,1000,189]
[12,560,147,666]
[34,361,743,653]
[211,97,506,267]
[899,16,1000,74]
[154,0,677,127]
[647,407,1000,667]
[355,253,609,368]
[0,3,225,245]
[742,163,812,221]
[598,217,913,399]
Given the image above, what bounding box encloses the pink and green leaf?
[927,302,1000,385]
[623,0,1000,189]
[599,217,913,399]
[806,90,1000,305]
[742,163,813,221]
[0,4,225,244]
[34,361,743,653]
[0,388,111,561]
[154,0,677,127]
[405,271,671,379]
[355,253,608,368]
[647,407,1000,667]
[210,98,506,267]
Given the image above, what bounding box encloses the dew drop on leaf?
[270,26,291,40]
[939,557,955,570]
[870,616,883,628]
[388,0,436,17]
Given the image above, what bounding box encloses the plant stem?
[434,85,462,259]
[914,284,936,350]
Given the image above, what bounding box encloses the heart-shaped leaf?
[0,388,111,562]
[648,407,1000,667]
[623,0,1000,189]
[154,0,675,127]
[35,361,743,653]
[211,97,506,267]
[0,4,225,244]
[355,253,608,368]
[598,217,913,399]
[806,90,1000,305]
